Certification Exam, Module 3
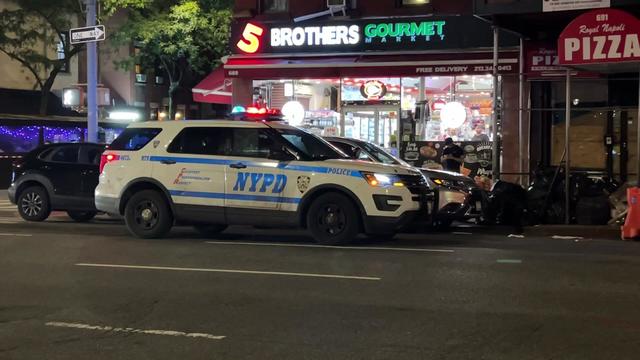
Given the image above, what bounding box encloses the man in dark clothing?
[441,137,464,172]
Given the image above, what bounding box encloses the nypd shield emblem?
[297,176,311,193]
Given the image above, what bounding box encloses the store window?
[44,126,83,144]
[0,126,40,153]
[262,0,287,13]
[539,76,640,181]
[253,78,340,137]
[403,75,494,142]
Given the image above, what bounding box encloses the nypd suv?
[95,119,428,244]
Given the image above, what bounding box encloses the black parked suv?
[8,143,104,222]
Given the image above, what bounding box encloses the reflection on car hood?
[323,159,422,176]
[420,168,476,185]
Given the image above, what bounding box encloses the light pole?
[86,0,98,143]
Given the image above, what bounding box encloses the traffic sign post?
[70,25,105,45]
[71,0,103,143]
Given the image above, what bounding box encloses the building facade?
[475,0,640,183]
[218,0,522,179]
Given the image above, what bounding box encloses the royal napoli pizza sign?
[558,8,640,66]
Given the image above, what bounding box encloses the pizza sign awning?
[558,8,640,67]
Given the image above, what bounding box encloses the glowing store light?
[281,101,305,126]
[440,101,467,129]
[109,111,141,121]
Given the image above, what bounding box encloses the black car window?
[229,128,278,159]
[168,127,230,155]
[330,141,358,158]
[109,128,162,151]
[277,129,346,161]
[80,147,103,165]
[37,147,56,160]
[49,146,79,163]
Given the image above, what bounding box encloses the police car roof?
[127,119,295,129]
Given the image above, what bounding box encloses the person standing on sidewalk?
[441,138,464,173]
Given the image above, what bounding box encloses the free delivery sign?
[558,8,640,66]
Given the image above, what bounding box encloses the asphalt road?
[1,194,640,359]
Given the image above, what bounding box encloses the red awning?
[223,52,519,79]
[192,66,232,104]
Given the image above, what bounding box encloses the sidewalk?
[453,222,623,240]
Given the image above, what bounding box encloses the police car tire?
[307,192,360,245]
[124,190,173,239]
[194,224,228,237]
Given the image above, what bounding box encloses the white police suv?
[95,118,428,244]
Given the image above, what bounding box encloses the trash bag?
[486,181,527,229]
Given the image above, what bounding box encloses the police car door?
[154,126,227,222]
[224,127,287,210]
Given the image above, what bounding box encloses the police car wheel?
[194,224,228,238]
[307,193,359,245]
[125,190,173,239]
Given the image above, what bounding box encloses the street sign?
[69,25,106,45]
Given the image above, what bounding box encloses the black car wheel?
[307,193,359,245]
[124,190,173,239]
[194,224,228,238]
[17,186,51,222]
[67,211,97,222]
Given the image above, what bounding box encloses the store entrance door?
[342,106,399,148]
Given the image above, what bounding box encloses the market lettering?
[233,172,287,194]
[564,34,640,62]
[271,25,360,47]
[364,21,446,39]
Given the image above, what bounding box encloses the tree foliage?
[0,0,84,115]
[105,0,233,117]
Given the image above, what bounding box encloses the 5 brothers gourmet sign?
[558,8,640,66]
[233,17,514,55]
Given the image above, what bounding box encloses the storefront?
[220,15,521,174]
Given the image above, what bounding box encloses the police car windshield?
[276,128,347,161]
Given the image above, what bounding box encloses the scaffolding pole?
[565,69,571,224]
[491,26,500,181]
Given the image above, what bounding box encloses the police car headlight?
[361,172,404,188]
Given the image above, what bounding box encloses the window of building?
[262,0,288,13]
[57,33,70,73]
[134,47,146,83]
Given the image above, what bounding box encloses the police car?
[95,110,428,244]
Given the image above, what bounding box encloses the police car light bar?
[229,105,283,121]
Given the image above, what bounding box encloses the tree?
[105,0,232,118]
[0,0,84,115]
